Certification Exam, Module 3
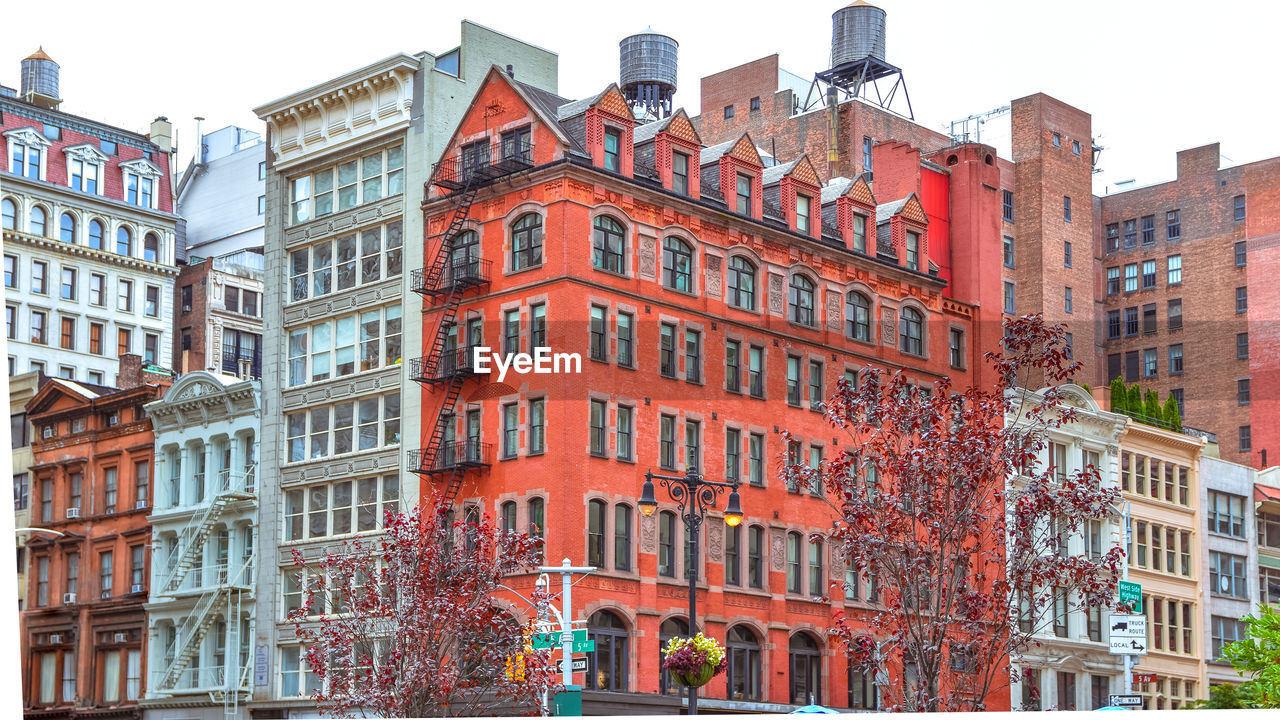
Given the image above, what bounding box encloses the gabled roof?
[762,155,821,188]
[700,133,763,168]
[876,193,927,226]
[821,175,876,206]
[555,83,633,123]
[633,108,701,146]
[25,378,101,416]
[433,66,576,171]
[761,159,798,186]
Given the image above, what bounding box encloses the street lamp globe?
[723,488,743,527]
[638,477,658,516]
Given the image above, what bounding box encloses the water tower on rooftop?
[20,47,61,110]
[619,30,678,123]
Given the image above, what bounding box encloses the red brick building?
[1097,143,1280,467]
[21,357,170,718]
[410,66,1008,712]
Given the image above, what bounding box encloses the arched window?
[450,229,479,278]
[116,226,133,256]
[88,219,104,250]
[144,233,160,263]
[30,206,47,236]
[662,237,693,292]
[1,198,15,230]
[727,625,762,701]
[808,537,824,596]
[900,307,924,356]
[728,256,756,310]
[59,213,75,243]
[787,532,802,593]
[846,292,871,342]
[500,501,517,533]
[658,510,676,577]
[789,274,815,327]
[587,499,607,567]
[511,214,543,270]
[587,610,628,692]
[528,497,545,563]
[592,216,626,273]
[789,633,822,705]
[614,504,632,571]
[658,617,689,695]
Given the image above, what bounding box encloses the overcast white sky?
[6,0,1277,194]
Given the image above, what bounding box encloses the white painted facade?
[1009,385,1129,710]
[142,372,259,719]
[177,126,266,259]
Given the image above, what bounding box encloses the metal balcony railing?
[221,349,262,380]
[409,347,478,384]
[408,440,494,476]
[410,258,492,297]
[431,142,535,191]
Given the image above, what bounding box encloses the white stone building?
[142,371,259,719]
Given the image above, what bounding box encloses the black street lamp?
[638,469,742,715]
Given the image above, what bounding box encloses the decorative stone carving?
[826,290,842,331]
[639,235,657,279]
[175,382,219,400]
[708,524,723,561]
[705,255,722,298]
[640,511,657,552]
[770,530,785,571]
[768,273,785,315]
[881,307,897,346]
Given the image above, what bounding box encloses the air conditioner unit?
[130,584,143,594]
[100,590,111,599]
[65,507,80,519]
[49,634,62,644]
[182,304,192,312]
[62,593,76,604]
[135,500,148,509]
[104,507,115,515]
[113,632,128,643]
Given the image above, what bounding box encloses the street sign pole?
[1120,501,1133,693]
[539,559,596,695]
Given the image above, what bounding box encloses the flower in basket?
[662,633,727,687]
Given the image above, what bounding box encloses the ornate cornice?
[1,229,179,276]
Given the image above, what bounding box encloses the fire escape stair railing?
[155,552,256,694]
[157,477,255,596]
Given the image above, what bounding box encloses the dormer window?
[120,159,162,209]
[64,145,108,195]
[906,231,920,271]
[5,127,50,180]
[672,152,689,196]
[502,126,532,164]
[71,158,99,193]
[797,194,811,234]
[604,128,621,172]
[736,174,752,215]
[853,215,866,252]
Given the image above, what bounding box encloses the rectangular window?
[1210,551,1248,598]
[725,525,740,586]
[1237,332,1249,358]
[1166,210,1181,239]
[589,400,606,457]
[725,340,741,393]
[1002,190,1014,221]
[603,128,621,172]
[863,136,874,171]
[749,433,764,487]
[797,194,811,233]
[1003,281,1015,314]
[905,231,919,270]
[672,151,689,196]
[659,415,676,469]
[736,173,752,215]
[117,328,131,357]
[589,306,606,362]
[60,267,76,300]
[503,403,519,459]
[1167,254,1182,284]
[528,398,545,454]
[117,279,133,311]
[1003,236,1014,268]
[615,311,632,366]
[1106,310,1121,340]
[748,526,764,588]
[145,334,158,364]
[1124,263,1138,292]
[504,308,521,357]
[1064,196,1071,222]
[104,467,117,511]
[748,346,764,398]
[1143,348,1157,378]
[853,214,866,252]
[1169,344,1183,374]
[1065,286,1073,314]
[1234,194,1246,220]
[60,317,75,350]
[725,428,740,482]
[1238,378,1250,405]
[1235,240,1247,267]
[145,285,160,317]
[1241,425,1252,452]
[1207,491,1246,537]
[808,360,823,411]
[659,323,675,377]
[1106,266,1120,296]
[99,551,113,598]
[786,356,801,406]
[1124,350,1139,383]
[950,328,964,368]
[1125,307,1138,337]
[1142,303,1157,334]
[723,105,734,119]
[1142,260,1156,289]
[1141,215,1155,244]
[1236,286,1248,313]
[616,406,632,461]
[1168,299,1182,330]
[1124,219,1137,248]
[685,329,701,383]
[685,420,701,471]
[1064,240,1072,267]
[1106,222,1120,252]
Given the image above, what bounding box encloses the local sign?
[1108,637,1148,655]
[1118,580,1143,613]
[1109,694,1143,707]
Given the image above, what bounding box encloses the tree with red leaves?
[287,503,559,717]
[785,315,1125,712]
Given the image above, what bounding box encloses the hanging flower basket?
[662,633,727,688]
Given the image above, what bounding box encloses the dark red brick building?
[21,357,170,718]
[409,66,1009,712]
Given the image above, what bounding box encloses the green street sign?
[571,639,595,654]
[1118,580,1142,613]
[532,629,588,649]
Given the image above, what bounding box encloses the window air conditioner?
[113,632,128,642]
[65,507,80,519]
[135,500,148,509]
[49,634,62,644]
[62,593,76,604]
[130,584,143,594]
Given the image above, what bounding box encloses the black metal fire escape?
[409,148,532,502]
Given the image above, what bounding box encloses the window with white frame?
[64,146,105,194]
[288,220,403,302]
[287,305,402,386]
[289,145,405,225]
[5,127,49,179]
[120,159,162,209]
[283,474,400,541]
[285,393,400,462]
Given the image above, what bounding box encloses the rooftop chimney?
[20,47,61,110]
[150,116,173,153]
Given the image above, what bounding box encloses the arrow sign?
[1108,637,1147,655]
[557,657,588,673]
[1108,694,1143,707]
